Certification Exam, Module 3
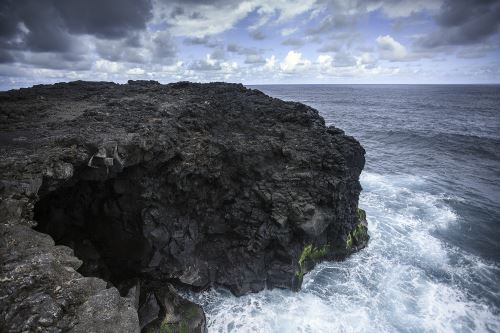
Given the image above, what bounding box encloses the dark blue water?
[186,85,500,332]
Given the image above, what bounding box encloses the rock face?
[0,80,367,332]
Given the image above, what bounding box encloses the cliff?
[0,81,368,332]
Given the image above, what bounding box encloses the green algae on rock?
[346,208,369,250]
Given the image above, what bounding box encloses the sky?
[0,0,499,89]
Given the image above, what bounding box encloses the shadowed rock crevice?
[34,173,149,285]
[33,162,208,332]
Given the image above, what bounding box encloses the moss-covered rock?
[293,270,304,289]
[346,208,369,250]
[293,244,329,290]
[356,208,367,223]
[298,244,328,270]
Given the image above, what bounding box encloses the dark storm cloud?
[55,0,153,39]
[17,52,92,71]
[0,1,74,53]
[0,50,14,63]
[417,0,500,48]
[93,29,177,66]
[0,0,153,67]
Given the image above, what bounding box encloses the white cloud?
[187,54,239,80]
[374,0,442,18]
[357,52,377,66]
[264,55,277,70]
[156,0,316,38]
[2,0,495,87]
[126,67,145,75]
[94,60,123,73]
[220,61,239,74]
[318,0,442,19]
[280,51,312,73]
[206,54,217,66]
[376,35,408,61]
[269,0,317,23]
[317,54,333,68]
[163,2,254,37]
[189,54,221,71]
[254,50,402,81]
[313,50,400,79]
[161,61,184,73]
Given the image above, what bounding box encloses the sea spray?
[184,172,499,332]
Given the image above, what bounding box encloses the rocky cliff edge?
[0,81,368,332]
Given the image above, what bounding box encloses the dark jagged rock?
[136,282,207,333]
[0,80,367,332]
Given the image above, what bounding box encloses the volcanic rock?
[0,80,367,332]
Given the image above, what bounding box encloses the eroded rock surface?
[0,80,367,332]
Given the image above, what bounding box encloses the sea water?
[185,85,500,333]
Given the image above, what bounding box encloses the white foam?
[183,172,500,333]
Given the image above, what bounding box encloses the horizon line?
[1,80,500,92]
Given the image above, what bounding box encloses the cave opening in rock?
[32,165,211,331]
[33,169,151,287]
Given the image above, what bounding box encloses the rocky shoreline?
[0,81,368,332]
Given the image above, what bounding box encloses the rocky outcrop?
[0,80,367,332]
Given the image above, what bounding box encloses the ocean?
[184,85,500,332]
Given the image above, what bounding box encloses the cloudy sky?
[1,0,499,89]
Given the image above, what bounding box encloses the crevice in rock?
[34,171,148,286]
[33,165,207,332]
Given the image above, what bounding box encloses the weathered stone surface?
[138,292,160,329]
[70,287,139,333]
[0,80,367,332]
[0,223,140,333]
[156,284,207,333]
[136,282,207,333]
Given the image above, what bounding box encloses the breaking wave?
[184,172,500,332]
